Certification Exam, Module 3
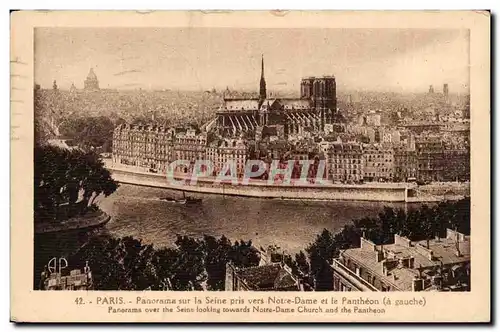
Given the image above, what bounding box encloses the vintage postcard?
[10,10,490,323]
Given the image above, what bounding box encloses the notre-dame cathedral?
[215,56,341,138]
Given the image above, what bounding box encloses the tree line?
[59,198,470,291]
[59,116,118,152]
[68,234,260,291]
[34,144,119,223]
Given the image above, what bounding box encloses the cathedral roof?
[223,99,259,111]
[280,98,311,110]
[258,98,312,111]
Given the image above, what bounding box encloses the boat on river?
[160,192,202,205]
[160,196,187,204]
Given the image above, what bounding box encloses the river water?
[97,184,421,253]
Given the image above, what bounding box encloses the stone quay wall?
[109,168,410,202]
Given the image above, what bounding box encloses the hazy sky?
[35,28,470,93]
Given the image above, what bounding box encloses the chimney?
[382,262,388,276]
[394,234,412,247]
[415,243,434,261]
[298,280,305,291]
[447,228,465,257]
[408,256,415,269]
[432,275,443,290]
[446,228,465,242]
[258,247,271,266]
[412,277,424,292]
[360,237,376,251]
[455,243,462,257]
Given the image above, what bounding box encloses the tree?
[169,235,206,290]
[68,235,156,290]
[306,229,336,291]
[120,237,157,290]
[77,150,118,208]
[59,116,115,151]
[150,247,182,290]
[34,144,119,223]
[229,240,261,268]
[34,145,72,221]
[419,204,438,246]
[295,250,310,276]
[333,224,362,251]
[78,116,115,149]
[203,235,232,291]
[449,199,471,235]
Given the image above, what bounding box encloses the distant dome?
[84,68,100,91]
[87,68,97,81]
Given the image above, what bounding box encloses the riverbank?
[35,209,111,234]
[108,168,409,202]
[104,162,468,203]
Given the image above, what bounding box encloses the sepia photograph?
[33,26,471,293]
[10,10,490,323]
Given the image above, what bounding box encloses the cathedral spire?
[260,54,265,79]
[259,54,267,103]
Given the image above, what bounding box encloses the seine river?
[97,184,421,253]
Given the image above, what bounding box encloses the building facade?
[442,145,470,182]
[172,128,207,172]
[112,124,145,167]
[416,136,445,182]
[211,138,249,178]
[327,142,364,183]
[112,121,468,185]
[112,124,205,173]
[393,145,417,182]
[332,230,470,292]
[362,144,394,182]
